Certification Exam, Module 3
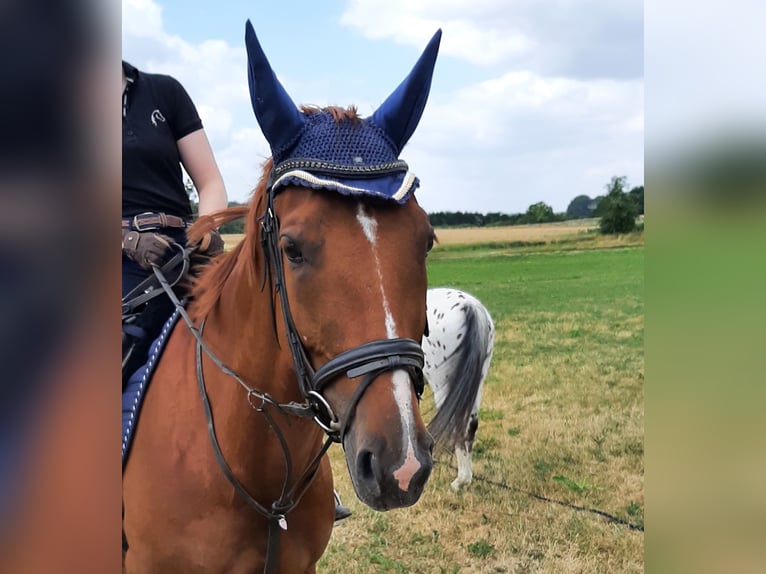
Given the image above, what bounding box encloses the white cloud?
[337,0,643,212]
[340,0,643,78]
[123,0,265,203]
[340,0,535,67]
[122,0,643,213]
[406,70,643,212]
[121,0,164,39]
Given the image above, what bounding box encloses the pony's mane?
[186,104,362,321]
[186,159,272,322]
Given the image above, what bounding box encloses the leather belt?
[122,212,189,232]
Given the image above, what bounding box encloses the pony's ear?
[372,29,442,153]
[245,20,305,154]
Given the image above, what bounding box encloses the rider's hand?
[122,230,175,269]
[190,229,225,258]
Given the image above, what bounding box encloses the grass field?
[221,218,640,255]
[430,219,600,246]
[316,230,644,573]
[219,224,644,572]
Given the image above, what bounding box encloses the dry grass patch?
[320,291,644,573]
[433,221,599,246]
[222,222,643,258]
[211,233,645,572]
[222,233,245,251]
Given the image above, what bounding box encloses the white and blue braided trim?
[121,308,182,467]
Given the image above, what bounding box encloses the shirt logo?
[150,109,166,126]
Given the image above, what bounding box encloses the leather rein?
[149,183,425,574]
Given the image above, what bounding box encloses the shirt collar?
[122,61,138,84]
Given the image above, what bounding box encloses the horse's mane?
[185,104,361,321]
[301,104,360,123]
[186,159,270,322]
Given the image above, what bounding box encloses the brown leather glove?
[191,229,225,257]
[122,230,175,269]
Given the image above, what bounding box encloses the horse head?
[246,21,441,510]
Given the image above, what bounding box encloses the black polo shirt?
[122,61,203,219]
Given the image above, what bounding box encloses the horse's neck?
[196,257,324,486]
[206,256,298,404]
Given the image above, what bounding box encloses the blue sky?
[123,0,645,213]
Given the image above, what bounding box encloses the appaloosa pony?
[122,21,442,574]
[422,288,495,491]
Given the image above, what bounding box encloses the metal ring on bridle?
[307,390,341,437]
[247,389,267,411]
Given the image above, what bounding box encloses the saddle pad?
[122,308,181,467]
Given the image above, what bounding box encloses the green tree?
[187,172,247,233]
[599,176,637,234]
[566,194,594,219]
[591,195,606,217]
[525,201,555,223]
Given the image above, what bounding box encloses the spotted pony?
[422,288,495,491]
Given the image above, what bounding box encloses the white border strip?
[272,169,416,201]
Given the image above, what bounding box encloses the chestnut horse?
[122,22,442,574]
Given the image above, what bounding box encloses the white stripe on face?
[356,205,396,338]
[355,205,421,489]
[391,369,422,491]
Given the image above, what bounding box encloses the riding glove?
[122,230,175,269]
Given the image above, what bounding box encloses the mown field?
[315,227,645,573]
[429,219,600,246]
[221,218,625,254]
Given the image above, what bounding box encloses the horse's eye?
[426,230,436,256]
[282,238,304,264]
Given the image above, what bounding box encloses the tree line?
[429,178,643,230]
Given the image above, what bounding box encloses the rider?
[121,60,227,381]
[121,61,351,522]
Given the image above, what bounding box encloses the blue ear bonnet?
[246,22,441,204]
[269,112,417,203]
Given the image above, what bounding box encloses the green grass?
[320,239,644,573]
[467,539,496,558]
[428,246,643,322]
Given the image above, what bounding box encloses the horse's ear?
[372,29,442,153]
[245,20,305,154]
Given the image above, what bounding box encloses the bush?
[599,176,637,234]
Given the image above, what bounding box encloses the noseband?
[260,185,426,444]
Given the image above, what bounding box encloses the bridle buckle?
[307,391,341,440]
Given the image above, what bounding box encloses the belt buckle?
[132,212,160,232]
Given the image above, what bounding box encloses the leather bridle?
[146,180,426,574]
[259,186,426,442]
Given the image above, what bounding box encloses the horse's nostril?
[357,449,374,482]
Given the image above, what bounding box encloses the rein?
[121,243,190,320]
[121,246,191,374]
[152,266,333,574]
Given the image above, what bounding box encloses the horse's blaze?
[392,440,421,491]
[355,205,425,493]
[390,369,422,491]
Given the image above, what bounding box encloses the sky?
[122,0,644,214]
